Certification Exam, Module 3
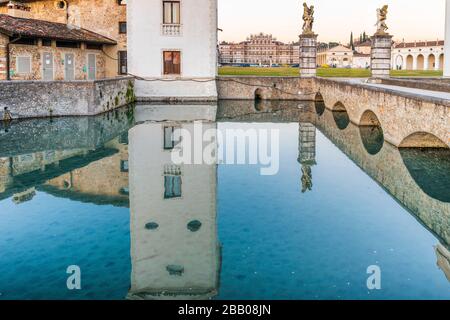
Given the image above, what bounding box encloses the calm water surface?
[0,101,449,300]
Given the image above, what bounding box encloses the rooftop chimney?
[7,1,31,19]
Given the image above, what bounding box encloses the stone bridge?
[314,78,450,149]
[217,76,450,149]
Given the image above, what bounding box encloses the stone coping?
[315,77,450,107]
[0,75,134,85]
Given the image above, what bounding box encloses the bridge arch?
[399,132,449,149]
[254,88,264,101]
[314,92,325,116]
[332,101,347,112]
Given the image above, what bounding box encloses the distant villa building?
[0,0,127,81]
[219,33,300,66]
[392,40,445,70]
[317,44,364,68]
[128,0,218,101]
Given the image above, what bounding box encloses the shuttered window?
[163,51,181,75]
[118,51,127,75]
[17,56,31,74]
[163,1,180,24]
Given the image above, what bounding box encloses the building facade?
[128,0,218,101]
[317,45,353,68]
[392,40,445,70]
[219,33,299,66]
[0,0,127,81]
[128,105,220,300]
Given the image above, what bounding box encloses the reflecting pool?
[0,101,449,300]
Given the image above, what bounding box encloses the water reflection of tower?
[127,105,220,300]
[298,122,317,193]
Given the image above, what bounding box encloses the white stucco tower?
[445,0,450,77]
[128,0,218,100]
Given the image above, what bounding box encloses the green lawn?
[218,66,443,78]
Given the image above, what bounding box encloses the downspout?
[6,35,21,81]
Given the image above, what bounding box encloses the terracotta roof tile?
[394,40,444,48]
[0,14,116,45]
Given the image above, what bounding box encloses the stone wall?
[0,33,7,80]
[8,43,106,81]
[0,76,135,119]
[217,76,316,100]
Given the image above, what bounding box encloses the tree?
[350,32,355,51]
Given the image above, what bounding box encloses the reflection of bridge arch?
[400,148,450,203]
[359,110,384,155]
[314,108,450,247]
[399,132,449,149]
[332,102,350,130]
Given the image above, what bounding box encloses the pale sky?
[218,0,446,44]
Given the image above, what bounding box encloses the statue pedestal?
[371,33,393,78]
[299,33,318,78]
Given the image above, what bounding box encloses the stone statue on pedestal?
[375,5,389,35]
[302,2,315,35]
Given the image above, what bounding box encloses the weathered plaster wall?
[315,78,450,148]
[9,43,106,81]
[217,76,316,100]
[0,76,135,118]
[129,0,218,100]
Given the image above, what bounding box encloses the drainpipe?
[6,35,21,81]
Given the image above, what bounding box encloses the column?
[402,55,408,70]
[424,54,429,71]
[371,33,393,78]
[435,54,441,70]
[413,55,418,70]
[445,0,450,77]
[299,34,318,77]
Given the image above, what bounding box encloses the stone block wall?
[217,76,317,100]
[299,34,318,77]
[0,76,135,119]
[9,43,106,81]
[371,34,392,78]
[0,33,7,80]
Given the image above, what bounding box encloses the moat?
[0,101,449,300]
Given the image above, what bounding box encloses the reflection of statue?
[301,165,313,193]
[298,122,316,194]
[375,5,389,34]
[302,2,315,34]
